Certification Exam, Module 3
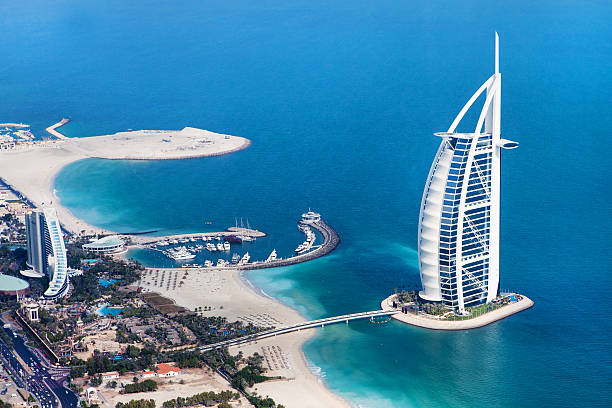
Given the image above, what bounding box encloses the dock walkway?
[130,228,266,245]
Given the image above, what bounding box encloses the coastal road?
[201,309,398,351]
[0,327,78,408]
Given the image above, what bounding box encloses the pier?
[129,228,266,246]
[0,123,29,128]
[200,309,398,351]
[45,118,70,139]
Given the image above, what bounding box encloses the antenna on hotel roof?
[495,32,499,74]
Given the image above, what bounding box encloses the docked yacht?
[265,249,277,263]
[204,260,213,267]
[223,241,230,251]
[169,247,196,261]
[231,253,240,264]
[217,259,228,267]
[206,243,216,251]
[239,252,250,264]
[217,243,224,251]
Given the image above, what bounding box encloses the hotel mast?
[418,34,518,312]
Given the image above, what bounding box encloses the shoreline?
[138,267,350,407]
[0,126,251,235]
[225,271,352,408]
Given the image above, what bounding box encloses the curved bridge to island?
[200,309,398,351]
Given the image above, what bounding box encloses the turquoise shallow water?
[2,0,611,406]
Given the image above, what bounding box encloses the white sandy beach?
[139,268,350,408]
[0,124,349,406]
[0,127,250,234]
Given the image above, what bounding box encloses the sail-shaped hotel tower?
[418,34,518,312]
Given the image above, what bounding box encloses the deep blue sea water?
[2,1,611,406]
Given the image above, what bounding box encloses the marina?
[135,211,340,271]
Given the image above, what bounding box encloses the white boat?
[239,252,250,264]
[204,260,213,267]
[169,247,196,260]
[206,243,216,251]
[169,239,179,244]
[295,244,305,253]
[223,242,230,251]
[265,249,277,263]
[217,243,224,251]
[231,253,240,263]
[217,259,228,267]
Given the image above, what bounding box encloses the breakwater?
[45,118,70,139]
[239,219,340,270]
[142,218,340,271]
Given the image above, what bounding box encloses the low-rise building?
[20,301,40,322]
[141,371,156,379]
[86,387,100,405]
[83,235,125,254]
[156,363,180,377]
[101,371,120,380]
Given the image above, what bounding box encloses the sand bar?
[0,127,250,234]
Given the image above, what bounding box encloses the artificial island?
[0,34,532,408]
[381,33,533,329]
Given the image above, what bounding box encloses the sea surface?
[2,1,611,406]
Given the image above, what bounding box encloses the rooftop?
[0,274,29,292]
[156,363,180,374]
[83,235,124,249]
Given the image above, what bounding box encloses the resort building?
[141,370,156,379]
[417,34,518,312]
[0,275,30,300]
[83,235,125,254]
[24,208,70,299]
[20,301,40,322]
[156,363,180,377]
[86,388,100,405]
[101,371,120,380]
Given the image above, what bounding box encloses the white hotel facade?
[418,34,518,312]
[25,208,70,300]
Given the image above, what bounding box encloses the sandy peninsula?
[138,268,350,408]
[0,127,250,234]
